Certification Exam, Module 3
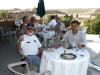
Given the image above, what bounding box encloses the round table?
[40,47,90,75]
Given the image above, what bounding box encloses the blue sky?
[0,0,100,10]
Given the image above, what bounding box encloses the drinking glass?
[62,41,67,53]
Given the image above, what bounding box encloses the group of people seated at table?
[19,15,66,35]
[16,15,87,72]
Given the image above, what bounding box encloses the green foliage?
[83,14,100,34]
[0,10,8,20]
[62,14,73,28]
[8,14,13,19]
[15,15,19,20]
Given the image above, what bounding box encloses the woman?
[28,16,39,34]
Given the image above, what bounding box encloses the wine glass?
[62,41,67,53]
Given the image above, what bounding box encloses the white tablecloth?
[40,47,90,75]
[38,31,55,47]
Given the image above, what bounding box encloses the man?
[64,20,87,49]
[55,17,65,35]
[20,16,30,34]
[16,25,44,72]
[47,16,57,30]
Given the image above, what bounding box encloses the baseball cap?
[26,25,34,30]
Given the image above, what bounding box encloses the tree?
[83,14,100,34]
[0,10,8,20]
[62,14,73,28]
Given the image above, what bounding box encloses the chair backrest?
[16,28,21,38]
[0,27,11,34]
[79,27,88,33]
[19,49,26,58]
[0,27,4,34]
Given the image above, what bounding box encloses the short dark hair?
[71,20,81,25]
[22,16,28,21]
[56,17,61,20]
[51,16,55,20]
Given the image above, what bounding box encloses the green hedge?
[83,14,100,34]
[61,14,73,28]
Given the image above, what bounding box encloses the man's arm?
[16,35,24,51]
[16,40,21,51]
[35,36,44,52]
[60,23,65,31]
[38,46,44,53]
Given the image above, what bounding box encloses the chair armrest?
[89,62,100,71]
[19,50,32,64]
[8,61,30,75]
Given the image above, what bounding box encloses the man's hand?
[39,46,44,53]
[77,44,84,49]
[60,33,65,40]
[16,35,24,51]
[19,35,24,41]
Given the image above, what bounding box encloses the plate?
[60,53,76,60]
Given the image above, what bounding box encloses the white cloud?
[0,0,100,9]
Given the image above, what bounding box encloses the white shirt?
[34,23,40,28]
[21,34,42,55]
[64,30,87,47]
[47,19,57,28]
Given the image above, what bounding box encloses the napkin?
[37,53,42,58]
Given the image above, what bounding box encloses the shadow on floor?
[0,38,21,75]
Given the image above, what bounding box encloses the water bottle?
[72,42,76,50]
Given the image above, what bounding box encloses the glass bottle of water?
[72,42,76,50]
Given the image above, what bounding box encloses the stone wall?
[0,20,17,31]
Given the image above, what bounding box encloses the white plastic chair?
[88,48,100,72]
[0,27,10,39]
[89,62,100,71]
[16,28,21,39]
[19,50,37,71]
[79,27,88,33]
[8,61,51,75]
